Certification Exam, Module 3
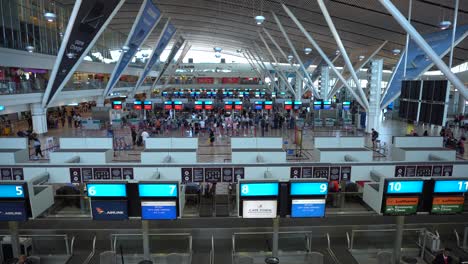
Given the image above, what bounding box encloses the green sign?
[385,205,418,215]
[431,204,463,214]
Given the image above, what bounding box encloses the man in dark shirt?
[432,248,453,264]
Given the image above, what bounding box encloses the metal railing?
[83,235,97,264]
[0,234,75,256]
[232,231,312,255]
[210,235,215,264]
[349,228,426,250]
[326,233,341,264]
[111,233,192,254]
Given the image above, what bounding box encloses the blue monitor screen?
[323,101,331,110]
[434,180,468,193]
[141,201,177,220]
[91,200,128,220]
[343,102,350,111]
[139,184,178,197]
[290,182,328,195]
[87,184,127,197]
[144,101,152,105]
[0,201,27,221]
[240,183,279,196]
[134,100,142,105]
[255,105,262,110]
[386,181,424,194]
[291,199,326,218]
[0,185,25,198]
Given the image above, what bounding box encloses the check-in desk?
[313,148,373,162]
[80,119,101,130]
[0,138,29,164]
[142,138,198,164]
[231,137,286,163]
[314,136,365,149]
[391,136,456,161]
[141,149,197,164]
[49,149,113,164]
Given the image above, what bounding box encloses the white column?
[366,59,383,134]
[295,77,303,101]
[31,103,48,134]
[458,91,466,115]
[96,97,105,108]
[320,66,330,100]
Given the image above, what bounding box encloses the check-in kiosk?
[382,179,424,215]
[238,181,279,218]
[0,183,29,221]
[138,182,180,220]
[426,178,468,214]
[289,180,328,218]
[86,182,128,220]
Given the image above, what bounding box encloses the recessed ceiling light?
[44,12,57,22]
[304,48,312,55]
[392,48,401,55]
[439,20,451,30]
[25,45,35,53]
[287,55,294,60]
[255,15,265,25]
[358,55,365,61]
[214,47,222,52]
[122,46,130,53]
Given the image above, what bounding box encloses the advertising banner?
[153,36,185,86]
[0,201,27,221]
[291,199,326,218]
[42,0,126,107]
[104,0,162,97]
[380,25,468,109]
[242,200,277,218]
[134,21,176,91]
[164,42,191,85]
[91,200,128,220]
[141,201,177,220]
[384,197,419,215]
[431,196,464,214]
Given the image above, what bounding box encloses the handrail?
[326,233,331,249]
[326,233,341,264]
[83,235,97,264]
[70,236,76,256]
[111,233,192,253]
[464,227,468,249]
[454,229,460,247]
[210,235,215,264]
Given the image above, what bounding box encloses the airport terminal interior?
[1,0,468,263]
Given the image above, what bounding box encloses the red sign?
[144,104,152,110]
[164,104,173,110]
[134,105,142,110]
[197,77,214,84]
[174,104,183,110]
[195,105,203,110]
[204,104,214,110]
[225,104,233,110]
[221,77,240,84]
[235,104,243,111]
[284,104,293,110]
[264,104,273,110]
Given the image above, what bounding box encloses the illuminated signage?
[112,101,122,110]
[164,101,173,110]
[431,196,464,214]
[284,101,293,110]
[434,180,468,193]
[323,100,332,110]
[291,199,326,218]
[224,101,233,110]
[242,200,277,218]
[204,101,213,110]
[234,101,243,110]
[293,101,302,110]
[91,200,128,220]
[239,182,278,197]
[141,201,177,220]
[264,101,273,110]
[386,180,424,194]
[138,183,178,197]
[290,182,328,195]
[0,201,27,221]
[195,101,203,110]
[384,197,419,215]
[143,101,152,110]
[313,101,322,110]
[0,105,5,111]
[343,101,351,111]
[86,183,127,197]
[133,100,142,110]
[174,101,183,110]
[0,185,25,198]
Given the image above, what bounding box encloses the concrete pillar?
[458,90,466,115]
[366,59,383,133]
[320,66,330,100]
[30,103,47,134]
[295,77,303,101]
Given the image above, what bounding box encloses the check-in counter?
[231,137,283,150]
[141,149,197,164]
[314,136,365,148]
[0,149,29,164]
[392,147,456,162]
[313,148,373,162]
[59,137,113,149]
[80,120,101,130]
[144,138,198,150]
[49,149,113,164]
[232,148,286,163]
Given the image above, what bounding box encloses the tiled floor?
[25,117,468,163]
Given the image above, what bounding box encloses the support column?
[320,66,330,100]
[272,217,279,258]
[458,91,466,115]
[393,216,405,264]
[30,103,47,134]
[142,220,151,261]
[295,77,303,101]
[366,59,383,134]
[8,221,20,258]
[96,97,105,108]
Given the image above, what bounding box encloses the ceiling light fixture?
[215,52,221,58]
[122,46,130,53]
[66,52,76,59]
[335,50,340,55]
[439,20,451,30]
[25,45,35,53]
[304,48,312,55]
[44,12,57,22]
[358,55,365,61]
[214,47,222,52]
[287,55,294,61]
[392,48,401,55]
[255,15,265,25]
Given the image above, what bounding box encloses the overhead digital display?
[174,101,183,110]
[386,180,424,194]
[264,101,273,110]
[204,101,213,110]
[290,182,328,195]
[431,196,464,214]
[195,101,203,110]
[434,180,468,193]
[133,100,142,110]
[242,200,277,218]
[141,201,177,220]
[112,101,122,110]
[91,200,128,220]
[343,101,351,111]
[0,201,27,221]
[323,101,332,110]
[0,185,25,198]
[284,101,293,110]
[291,199,326,218]
[384,197,419,215]
[164,101,173,110]
[234,101,243,110]
[143,101,152,110]
[294,101,302,110]
[313,101,322,110]
[87,183,127,197]
[139,183,178,197]
[240,182,278,197]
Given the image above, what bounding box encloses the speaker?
[279,182,289,217]
[221,58,226,63]
[188,58,193,63]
